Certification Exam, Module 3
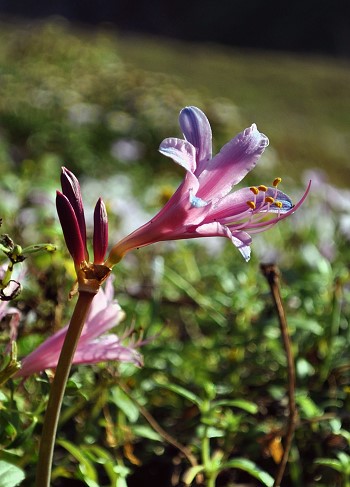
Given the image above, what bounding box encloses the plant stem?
[120,382,199,470]
[261,264,298,487]
[35,290,96,487]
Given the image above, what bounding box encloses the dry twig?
[261,264,298,487]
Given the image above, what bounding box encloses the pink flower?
[106,106,310,265]
[16,279,143,377]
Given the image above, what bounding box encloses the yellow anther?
[273,177,282,187]
[265,196,275,204]
[246,201,256,210]
[258,185,268,192]
[274,201,283,208]
[250,186,259,195]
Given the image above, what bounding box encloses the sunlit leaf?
[0,461,25,487]
[223,458,274,487]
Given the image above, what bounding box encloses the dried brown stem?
[120,383,200,473]
[261,264,298,487]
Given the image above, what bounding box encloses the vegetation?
[0,21,349,487]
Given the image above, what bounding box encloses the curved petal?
[80,303,125,342]
[191,223,252,261]
[197,124,269,202]
[179,106,212,173]
[72,336,143,367]
[159,137,197,173]
[242,180,312,232]
[207,187,293,223]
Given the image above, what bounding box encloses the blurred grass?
[116,33,350,186]
[1,20,349,187]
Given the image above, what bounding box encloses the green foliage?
[0,20,349,487]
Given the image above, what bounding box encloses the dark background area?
[0,0,349,57]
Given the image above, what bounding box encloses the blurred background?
[0,3,350,487]
[0,0,349,187]
[1,0,350,57]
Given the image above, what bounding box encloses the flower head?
[106,106,310,264]
[16,278,143,377]
[56,167,109,270]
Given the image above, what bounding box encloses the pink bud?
[93,198,108,264]
[56,191,86,266]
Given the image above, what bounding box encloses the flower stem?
[35,290,96,487]
[261,264,298,487]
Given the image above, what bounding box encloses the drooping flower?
[16,278,143,377]
[106,106,310,265]
[56,167,109,270]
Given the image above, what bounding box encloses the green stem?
[35,290,96,487]
[207,472,218,487]
[202,428,218,486]
[201,432,211,469]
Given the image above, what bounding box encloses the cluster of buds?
[56,168,110,291]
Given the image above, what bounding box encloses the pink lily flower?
[16,279,143,377]
[106,106,310,265]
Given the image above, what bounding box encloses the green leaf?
[182,465,205,485]
[197,425,225,439]
[315,458,343,473]
[154,380,201,407]
[56,439,99,486]
[223,458,274,487]
[85,445,130,487]
[296,393,323,419]
[131,425,162,442]
[0,461,25,487]
[110,387,139,422]
[21,243,56,255]
[212,399,258,414]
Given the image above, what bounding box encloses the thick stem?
[261,264,298,487]
[35,291,96,487]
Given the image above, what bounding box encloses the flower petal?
[179,106,212,173]
[193,222,252,260]
[208,187,293,223]
[72,336,143,367]
[16,282,141,377]
[159,137,197,173]
[197,124,269,201]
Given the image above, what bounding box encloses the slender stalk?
[35,290,96,487]
[120,383,199,470]
[261,264,298,487]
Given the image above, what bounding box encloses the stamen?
[274,201,283,208]
[258,185,268,192]
[250,186,259,195]
[273,177,282,187]
[246,201,256,210]
[265,196,275,204]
